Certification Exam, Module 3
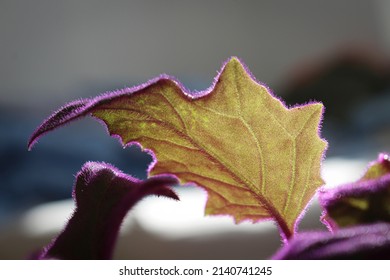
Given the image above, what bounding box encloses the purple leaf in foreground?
[273,222,390,260]
[319,153,390,230]
[38,161,179,260]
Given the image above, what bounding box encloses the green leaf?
[29,57,327,240]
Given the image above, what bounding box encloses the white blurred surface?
[19,157,367,238]
[0,156,368,259]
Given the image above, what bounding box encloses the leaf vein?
[297,155,315,215]
[158,89,188,133]
[240,118,265,193]
[283,140,296,215]
[131,136,199,152]
[193,103,237,118]
[99,107,258,194]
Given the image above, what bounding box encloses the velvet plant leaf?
[272,222,390,260]
[319,153,390,230]
[28,57,327,240]
[38,161,179,260]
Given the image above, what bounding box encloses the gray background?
[2,0,389,109]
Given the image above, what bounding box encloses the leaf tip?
[226,56,243,65]
[27,99,90,150]
[27,137,37,151]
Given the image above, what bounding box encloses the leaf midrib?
[98,101,319,224]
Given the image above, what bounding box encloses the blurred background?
[1,0,390,259]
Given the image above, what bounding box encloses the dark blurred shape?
[282,50,390,157]
[283,51,390,127]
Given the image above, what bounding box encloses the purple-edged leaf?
[319,153,390,230]
[28,57,327,240]
[273,222,390,260]
[38,161,179,260]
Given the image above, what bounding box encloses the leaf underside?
[29,57,327,239]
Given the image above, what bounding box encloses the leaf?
[37,161,179,260]
[319,153,390,230]
[272,222,390,260]
[28,57,327,240]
